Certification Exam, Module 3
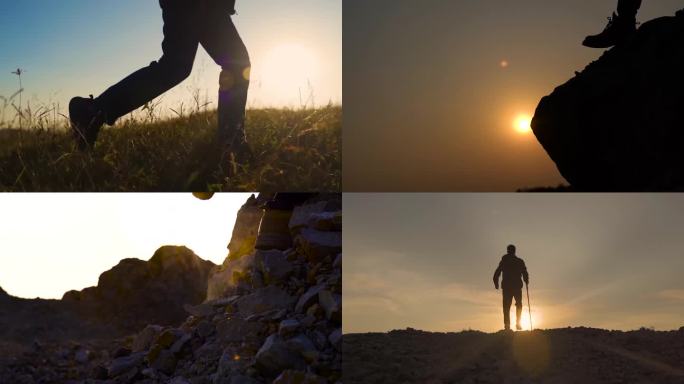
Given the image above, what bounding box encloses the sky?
[343,0,684,191]
[343,193,684,333]
[0,0,341,121]
[0,193,252,299]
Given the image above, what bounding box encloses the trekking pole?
[526,283,533,331]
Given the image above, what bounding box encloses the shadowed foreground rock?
[343,327,684,384]
[532,11,684,191]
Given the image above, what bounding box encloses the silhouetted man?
[69,0,250,161]
[493,244,529,331]
[584,0,641,48]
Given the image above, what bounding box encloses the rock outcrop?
[63,246,216,332]
[0,286,8,303]
[0,193,342,384]
[344,327,684,384]
[227,194,274,262]
[0,247,215,348]
[532,12,684,191]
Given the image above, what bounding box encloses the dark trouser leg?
[502,290,513,329]
[514,289,523,327]
[95,0,200,125]
[198,1,251,145]
[617,0,641,18]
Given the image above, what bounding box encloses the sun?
[519,309,541,331]
[259,43,319,103]
[514,114,532,134]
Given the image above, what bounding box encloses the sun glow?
[258,43,319,104]
[519,309,541,331]
[513,114,532,134]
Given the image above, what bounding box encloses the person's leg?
[70,0,202,148]
[617,0,642,18]
[583,0,640,48]
[96,0,201,125]
[198,0,251,156]
[514,289,523,330]
[502,290,513,330]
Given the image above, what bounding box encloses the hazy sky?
[343,194,684,333]
[0,193,252,299]
[344,0,684,191]
[0,0,341,119]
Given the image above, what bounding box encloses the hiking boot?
[255,202,293,251]
[583,12,636,48]
[516,324,523,331]
[69,96,105,149]
[254,194,315,251]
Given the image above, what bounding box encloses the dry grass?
[0,106,341,191]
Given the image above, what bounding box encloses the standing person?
[69,0,251,162]
[583,0,642,48]
[493,244,529,331]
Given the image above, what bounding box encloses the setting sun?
[519,309,541,331]
[514,114,533,134]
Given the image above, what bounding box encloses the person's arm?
[493,260,502,289]
[521,260,529,285]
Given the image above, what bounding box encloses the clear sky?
[0,0,341,120]
[343,194,684,333]
[344,0,684,191]
[0,193,252,299]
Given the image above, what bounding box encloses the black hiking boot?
[69,96,105,150]
[583,12,636,48]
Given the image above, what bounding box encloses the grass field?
[0,106,340,192]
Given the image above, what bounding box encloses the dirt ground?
[343,327,684,384]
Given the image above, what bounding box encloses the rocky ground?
[0,193,342,384]
[343,327,684,384]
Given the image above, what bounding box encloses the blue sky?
[0,0,341,118]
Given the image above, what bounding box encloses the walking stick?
[526,283,533,331]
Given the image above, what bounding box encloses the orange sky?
[343,194,684,333]
[344,0,684,191]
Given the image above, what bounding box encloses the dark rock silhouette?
[343,327,684,384]
[532,12,684,191]
[62,246,215,332]
[0,286,8,303]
